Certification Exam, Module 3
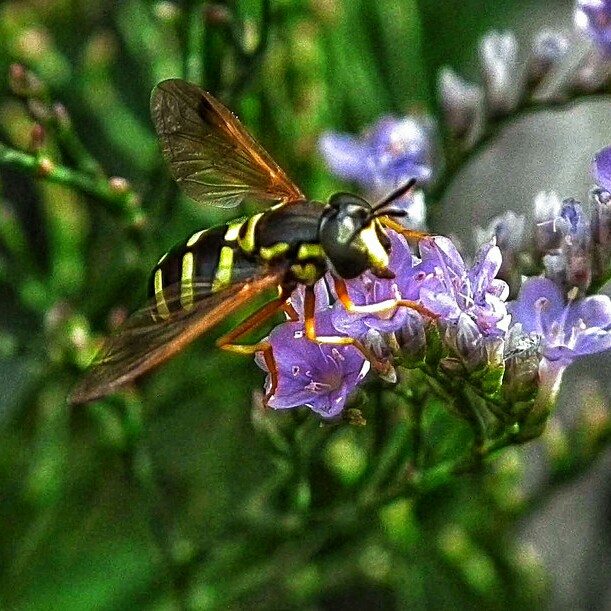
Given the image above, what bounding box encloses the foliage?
[0,1,609,609]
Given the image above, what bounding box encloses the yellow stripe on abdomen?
[154,268,171,320]
[212,245,234,292]
[180,252,195,310]
[237,213,263,254]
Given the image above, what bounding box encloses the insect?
[69,78,429,406]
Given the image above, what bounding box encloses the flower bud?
[479,31,522,115]
[8,63,45,98]
[533,190,563,255]
[527,29,570,84]
[438,67,485,139]
[502,324,541,406]
[441,315,504,396]
[396,310,427,362]
[543,199,593,295]
[475,211,527,296]
[589,187,611,282]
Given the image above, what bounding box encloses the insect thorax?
[252,200,327,285]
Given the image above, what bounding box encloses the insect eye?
[328,195,343,210]
[355,208,369,223]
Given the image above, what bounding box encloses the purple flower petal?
[417,237,509,336]
[568,294,611,328]
[468,241,504,299]
[288,281,331,320]
[319,115,435,191]
[319,132,371,182]
[329,231,420,336]
[571,327,611,356]
[593,145,611,191]
[256,310,370,418]
[575,0,611,54]
[508,276,611,365]
[366,116,434,186]
[508,277,565,334]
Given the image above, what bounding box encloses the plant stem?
[0,142,144,227]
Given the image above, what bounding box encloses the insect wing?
[151,79,304,208]
[69,272,284,405]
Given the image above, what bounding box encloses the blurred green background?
[0,1,609,609]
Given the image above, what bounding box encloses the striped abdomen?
[148,221,261,320]
[148,201,329,321]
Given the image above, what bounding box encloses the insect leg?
[303,285,392,376]
[380,217,431,241]
[216,290,291,403]
[216,291,290,353]
[280,288,300,321]
[333,277,437,319]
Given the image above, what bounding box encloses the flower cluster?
[256,233,510,418]
[253,6,611,431]
[255,144,611,433]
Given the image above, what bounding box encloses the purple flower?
[330,232,426,338]
[255,309,370,418]
[475,211,527,294]
[575,0,611,54]
[508,277,611,365]
[417,237,510,337]
[319,115,435,193]
[437,68,484,139]
[593,145,611,191]
[528,30,570,82]
[441,313,504,375]
[542,199,593,293]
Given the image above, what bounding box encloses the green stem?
[182,1,205,83]
[54,107,105,177]
[0,142,144,227]
[124,398,190,610]
[225,0,272,105]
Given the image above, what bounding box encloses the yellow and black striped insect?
[69,79,426,406]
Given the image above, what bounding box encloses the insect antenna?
[369,178,417,222]
[372,207,407,220]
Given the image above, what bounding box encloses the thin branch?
[0,141,144,228]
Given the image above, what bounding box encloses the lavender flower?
[575,0,611,54]
[542,199,593,294]
[417,237,510,337]
[507,276,611,439]
[475,211,527,295]
[256,308,370,419]
[250,149,611,423]
[330,232,425,338]
[438,67,485,139]
[528,30,570,83]
[508,277,611,365]
[593,145,611,191]
[319,115,435,193]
